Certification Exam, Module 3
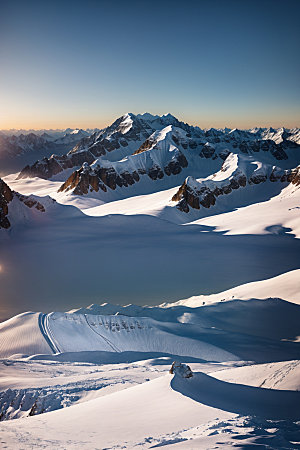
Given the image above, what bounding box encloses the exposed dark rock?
[164,152,188,176]
[172,161,296,213]
[289,165,300,186]
[219,149,230,160]
[17,150,96,180]
[188,140,197,149]
[148,165,164,180]
[133,137,156,155]
[239,141,249,154]
[249,141,260,152]
[0,179,13,228]
[0,178,47,228]
[270,145,288,160]
[59,166,106,195]
[16,194,46,212]
[249,174,267,185]
[200,143,215,159]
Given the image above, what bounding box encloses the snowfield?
[0,114,300,448]
[0,362,299,449]
[0,294,300,447]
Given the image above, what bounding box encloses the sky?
[0,0,299,130]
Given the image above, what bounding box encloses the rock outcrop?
[0,179,13,228]
[58,126,190,195]
[172,154,299,213]
[0,178,47,229]
[169,361,193,378]
[16,114,300,183]
[18,114,154,180]
[58,146,189,195]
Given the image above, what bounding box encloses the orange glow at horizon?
[1,114,299,131]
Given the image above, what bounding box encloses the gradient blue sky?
[1,0,299,129]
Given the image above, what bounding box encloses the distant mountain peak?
[136,112,160,121]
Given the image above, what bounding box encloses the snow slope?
[1,115,300,449]
[212,360,300,391]
[191,182,300,238]
[1,200,300,321]
[0,309,237,361]
[0,370,299,449]
[170,269,300,306]
[0,312,51,358]
[81,158,300,236]
[1,295,300,363]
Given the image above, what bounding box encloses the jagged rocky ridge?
[0,178,47,229]
[58,118,300,197]
[172,153,300,213]
[17,113,300,184]
[0,179,13,228]
[58,126,191,194]
[17,114,155,180]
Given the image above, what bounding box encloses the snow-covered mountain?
[1,113,300,449]
[1,112,299,318]
[0,128,100,177]
[172,153,300,213]
[0,133,52,159]
[53,128,90,145]
[0,288,299,448]
[16,113,300,186]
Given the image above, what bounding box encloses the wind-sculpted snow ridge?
[0,309,238,362]
[0,312,52,358]
[171,371,300,420]
[168,269,300,306]
[57,125,192,196]
[16,113,300,184]
[1,296,300,363]
[172,153,300,213]
[0,367,299,449]
[68,297,300,346]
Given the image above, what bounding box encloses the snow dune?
[1,296,299,364]
[43,312,238,362]
[0,309,238,362]
[172,371,300,420]
[0,370,299,449]
[0,312,51,358]
[212,360,300,391]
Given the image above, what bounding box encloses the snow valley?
[0,112,300,448]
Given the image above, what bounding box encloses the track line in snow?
[84,314,121,352]
[38,313,60,354]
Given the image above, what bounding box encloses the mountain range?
[0,112,298,229]
[0,128,99,176]
[1,113,300,449]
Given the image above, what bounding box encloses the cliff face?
[0,178,47,229]
[0,179,13,228]
[17,114,154,180]
[172,154,300,213]
[58,146,189,195]
[17,150,96,180]
[16,113,300,183]
[57,121,300,198]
